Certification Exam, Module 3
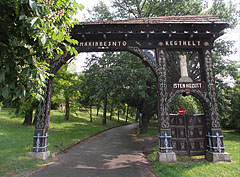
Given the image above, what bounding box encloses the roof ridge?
[78,15,226,25]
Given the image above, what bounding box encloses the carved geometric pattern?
[179,118,183,125]
[191,142,195,149]
[172,141,177,149]
[180,130,184,137]
[189,129,194,137]
[35,100,46,129]
[165,50,201,82]
[204,50,221,128]
[199,141,205,149]
[170,114,206,156]
[127,46,157,75]
[189,118,194,125]
[157,50,169,129]
[197,117,202,124]
[180,142,185,150]
[35,82,48,129]
[170,117,175,124]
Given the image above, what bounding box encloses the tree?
[82,53,121,125]
[218,65,240,130]
[87,1,114,21]
[230,71,240,130]
[52,64,81,120]
[205,0,240,129]
[81,50,156,128]
[169,95,203,114]
[0,0,81,104]
[79,62,101,122]
[112,0,204,19]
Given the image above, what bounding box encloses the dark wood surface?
[170,114,206,156]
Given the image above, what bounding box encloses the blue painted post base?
[28,151,51,160]
[156,152,177,163]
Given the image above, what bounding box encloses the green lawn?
[144,123,240,177]
[0,108,131,177]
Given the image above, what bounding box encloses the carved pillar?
[204,48,225,153]
[29,59,56,160]
[33,77,53,151]
[156,48,176,162]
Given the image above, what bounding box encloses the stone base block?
[205,151,231,163]
[156,152,177,163]
[29,151,51,160]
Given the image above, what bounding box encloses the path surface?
[29,124,156,177]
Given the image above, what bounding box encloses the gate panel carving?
[170,114,206,156]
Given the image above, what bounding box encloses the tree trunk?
[97,105,100,116]
[64,97,70,120]
[90,105,93,122]
[135,108,139,121]
[110,101,114,120]
[33,106,38,126]
[126,105,129,123]
[140,102,151,134]
[102,94,107,125]
[23,106,34,125]
[139,112,142,128]
[118,110,120,122]
[122,107,126,115]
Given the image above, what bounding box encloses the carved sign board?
[173,83,202,89]
[79,41,128,47]
[160,40,201,47]
[78,40,206,48]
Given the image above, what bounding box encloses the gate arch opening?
[168,92,209,156]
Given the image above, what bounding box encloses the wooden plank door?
[170,114,206,156]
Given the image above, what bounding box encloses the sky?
[69,0,240,72]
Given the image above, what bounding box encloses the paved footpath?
[29,123,155,177]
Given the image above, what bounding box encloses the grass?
[141,122,240,177]
[0,108,133,177]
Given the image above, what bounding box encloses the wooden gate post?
[28,75,54,160]
[203,48,231,162]
[156,48,176,163]
[28,53,68,160]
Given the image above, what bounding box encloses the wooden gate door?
[170,114,206,156]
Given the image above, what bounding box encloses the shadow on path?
[29,124,155,177]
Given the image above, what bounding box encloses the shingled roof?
[79,15,226,25]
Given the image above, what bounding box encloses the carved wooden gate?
[170,114,206,156]
[30,15,229,161]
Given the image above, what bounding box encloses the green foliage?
[206,0,239,29]
[0,0,82,103]
[80,52,156,115]
[170,95,203,114]
[52,64,81,111]
[87,1,114,21]
[112,0,204,18]
[219,70,240,130]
